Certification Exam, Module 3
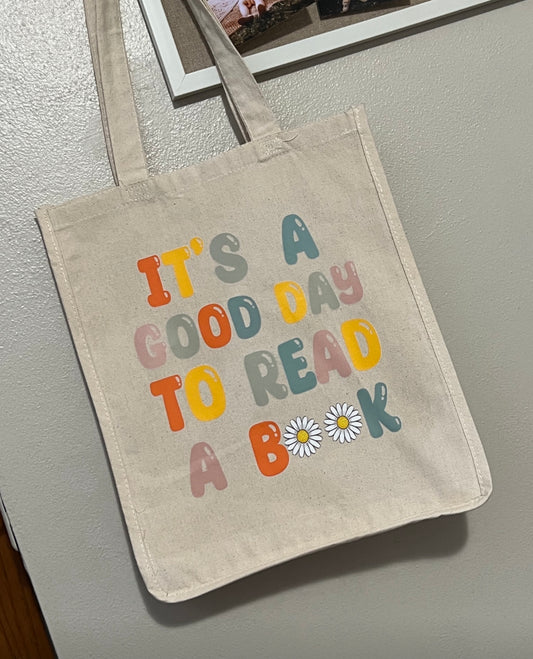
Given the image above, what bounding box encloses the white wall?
[1,0,532,657]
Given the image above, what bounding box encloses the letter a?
[313,330,352,384]
[249,422,289,477]
[190,442,228,498]
[357,382,402,438]
[282,214,319,265]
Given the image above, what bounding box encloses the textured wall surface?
[1,0,532,657]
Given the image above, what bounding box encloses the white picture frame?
[139,0,500,99]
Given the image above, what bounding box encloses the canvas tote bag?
[37,0,492,602]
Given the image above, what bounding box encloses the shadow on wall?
[136,513,467,625]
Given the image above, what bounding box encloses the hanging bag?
[37,0,492,602]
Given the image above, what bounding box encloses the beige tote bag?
[37,0,492,601]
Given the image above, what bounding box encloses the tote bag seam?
[40,206,167,595]
[351,107,487,496]
[151,490,489,601]
[47,125,359,230]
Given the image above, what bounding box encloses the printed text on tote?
[134,214,402,497]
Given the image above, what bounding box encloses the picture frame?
[138,0,500,99]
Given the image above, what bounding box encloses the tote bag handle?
[83,0,281,187]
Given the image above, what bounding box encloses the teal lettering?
[357,382,402,438]
[278,338,317,395]
[282,214,319,265]
[228,295,261,339]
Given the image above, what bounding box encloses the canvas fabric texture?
[36,0,492,602]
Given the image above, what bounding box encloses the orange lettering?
[249,421,289,477]
[150,375,184,431]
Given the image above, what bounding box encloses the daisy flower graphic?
[324,403,362,443]
[283,416,322,458]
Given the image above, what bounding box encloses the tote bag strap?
[83,0,280,187]
[184,0,280,141]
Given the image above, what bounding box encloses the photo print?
[317,0,410,20]
[205,0,314,46]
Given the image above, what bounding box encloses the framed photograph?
[138,0,500,100]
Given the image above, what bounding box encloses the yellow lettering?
[274,281,307,324]
[341,318,381,371]
[185,365,226,422]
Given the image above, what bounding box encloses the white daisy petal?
[324,402,364,445]
[284,416,321,458]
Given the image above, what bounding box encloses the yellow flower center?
[297,429,309,443]
[337,415,349,429]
